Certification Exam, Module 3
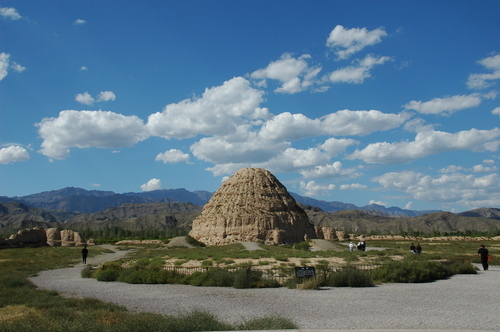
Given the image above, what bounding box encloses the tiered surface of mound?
[189,168,317,245]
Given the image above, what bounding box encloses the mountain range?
[1,187,437,216]
[1,187,499,237]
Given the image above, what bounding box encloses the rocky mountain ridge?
[1,186,499,238]
[3,186,439,217]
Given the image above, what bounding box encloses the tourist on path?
[349,242,355,252]
[81,245,88,264]
[477,244,489,271]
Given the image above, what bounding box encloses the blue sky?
[1,1,499,212]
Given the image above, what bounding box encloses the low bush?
[326,268,374,287]
[81,266,94,278]
[95,269,121,282]
[294,241,310,251]
[448,261,477,274]
[233,269,262,289]
[370,260,454,283]
[185,268,235,287]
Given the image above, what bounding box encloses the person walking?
[416,243,422,254]
[349,242,355,252]
[410,243,416,254]
[477,244,489,271]
[81,245,89,264]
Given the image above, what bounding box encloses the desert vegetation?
[0,246,297,331]
[1,239,497,331]
[87,239,496,289]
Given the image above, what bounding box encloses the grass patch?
[0,246,295,331]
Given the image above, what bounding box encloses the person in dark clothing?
[477,244,489,271]
[416,244,422,254]
[410,243,416,254]
[81,245,88,264]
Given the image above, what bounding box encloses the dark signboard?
[294,266,316,278]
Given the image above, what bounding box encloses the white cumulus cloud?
[140,178,162,192]
[326,25,387,60]
[191,126,289,165]
[75,91,116,105]
[0,146,30,164]
[155,149,190,164]
[97,91,116,102]
[328,55,392,84]
[74,19,86,25]
[36,110,149,159]
[300,161,360,179]
[0,7,22,20]
[147,77,270,139]
[300,180,336,196]
[0,53,9,81]
[340,183,367,190]
[75,92,95,105]
[250,53,322,94]
[349,128,500,164]
[0,53,26,81]
[403,94,482,116]
[467,54,500,89]
[320,109,408,136]
[373,171,500,209]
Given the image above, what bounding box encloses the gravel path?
[29,246,499,330]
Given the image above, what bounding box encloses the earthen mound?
[189,168,317,245]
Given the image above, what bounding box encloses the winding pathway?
[29,246,499,331]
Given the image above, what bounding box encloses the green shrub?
[283,278,298,289]
[117,267,183,284]
[95,269,121,282]
[449,261,477,274]
[81,266,94,278]
[233,269,263,289]
[201,260,213,267]
[326,268,374,287]
[371,260,454,283]
[134,257,151,268]
[294,241,310,251]
[184,268,235,287]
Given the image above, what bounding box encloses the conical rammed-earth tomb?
[189,167,317,245]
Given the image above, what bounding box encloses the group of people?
[348,241,366,251]
[409,243,422,254]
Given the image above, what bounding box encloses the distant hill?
[0,201,63,234]
[302,205,500,236]
[3,186,440,217]
[67,202,202,232]
[123,188,210,206]
[458,208,500,220]
[290,193,439,217]
[4,187,209,213]
[1,186,499,238]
